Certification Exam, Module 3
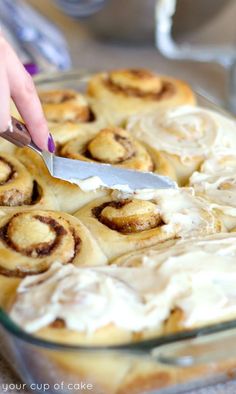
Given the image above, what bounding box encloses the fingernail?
[24,63,39,76]
[48,133,55,153]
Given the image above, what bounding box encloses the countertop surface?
[1,0,236,393]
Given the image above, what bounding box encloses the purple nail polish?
[48,133,55,153]
[24,63,39,76]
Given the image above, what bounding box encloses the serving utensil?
[1,117,176,190]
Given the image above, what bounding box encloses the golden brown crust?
[87,69,196,124]
[39,89,91,123]
[15,147,108,214]
[0,153,58,213]
[0,154,33,206]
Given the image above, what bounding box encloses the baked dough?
[15,147,108,214]
[39,89,91,123]
[9,233,236,343]
[0,153,58,213]
[74,188,221,260]
[0,209,107,278]
[59,126,176,179]
[39,89,108,144]
[87,69,196,124]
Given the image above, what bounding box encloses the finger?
[0,50,10,132]
[5,41,53,151]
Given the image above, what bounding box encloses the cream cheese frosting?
[69,176,134,193]
[127,105,236,161]
[10,233,236,335]
[190,154,236,220]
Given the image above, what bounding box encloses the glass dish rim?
[0,68,235,353]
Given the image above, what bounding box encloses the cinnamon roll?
[0,210,107,279]
[127,105,236,186]
[190,153,236,230]
[15,147,107,214]
[0,153,57,213]
[8,233,236,345]
[59,126,176,178]
[112,232,236,334]
[39,90,107,145]
[39,89,91,123]
[7,233,236,394]
[87,69,196,124]
[74,188,221,260]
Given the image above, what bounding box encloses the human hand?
[0,33,55,152]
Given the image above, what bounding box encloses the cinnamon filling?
[0,180,43,207]
[86,129,135,164]
[40,90,94,123]
[58,92,77,103]
[40,91,77,104]
[0,157,16,185]
[59,127,154,171]
[92,200,163,234]
[51,318,66,329]
[105,78,175,100]
[0,214,66,257]
[0,213,81,277]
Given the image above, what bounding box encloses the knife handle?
[1,117,32,147]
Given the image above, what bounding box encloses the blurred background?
[1,0,236,111]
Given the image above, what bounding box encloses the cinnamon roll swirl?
[39,89,91,123]
[190,153,236,230]
[75,188,221,260]
[0,210,107,280]
[127,106,236,186]
[39,90,107,144]
[0,153,57,213]
[87,69,196,124]
[59,126,176,178]
[15,147,107,214]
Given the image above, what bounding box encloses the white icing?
[127,106,236,160]
[190,154,236,219]
[70,176,133,193]
[10,233,236,334]
[69,176,106,192]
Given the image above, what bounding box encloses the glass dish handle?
[151,327,236,367]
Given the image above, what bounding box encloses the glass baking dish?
[1,70,236,394]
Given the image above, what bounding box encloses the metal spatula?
[1,117,176,190]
